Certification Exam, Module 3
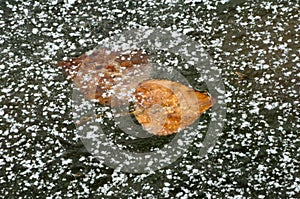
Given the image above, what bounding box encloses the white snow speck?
[32,28,38,34]
[1,88,12,93]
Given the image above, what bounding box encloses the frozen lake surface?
[0,0,299,198]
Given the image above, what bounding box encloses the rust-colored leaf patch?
[57,48,151,106]
[133,80,215,135]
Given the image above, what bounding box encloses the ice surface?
[0,0,299,198]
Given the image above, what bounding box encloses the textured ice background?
[0,0,299,198]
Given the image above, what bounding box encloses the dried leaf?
[133,80,216,136]
[57,48,151,106]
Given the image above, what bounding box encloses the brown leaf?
[133,80,216,136]
[57,48,151,106]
